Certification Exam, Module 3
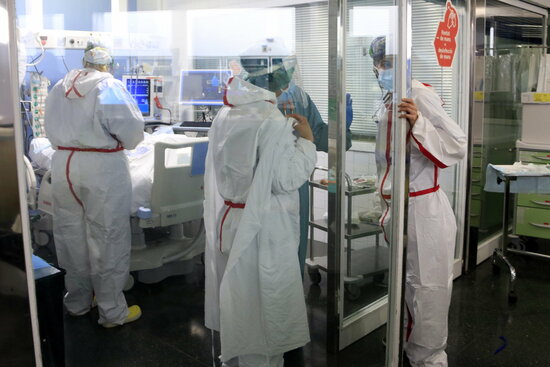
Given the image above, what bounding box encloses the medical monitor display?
[180,70,232,106]
[125,78,151,117]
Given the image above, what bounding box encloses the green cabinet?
[518,150,550,164]
[517,193,550,209]
[514,148,550,239]
[515,207,550,239]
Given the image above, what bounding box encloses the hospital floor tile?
[62,247,550,367]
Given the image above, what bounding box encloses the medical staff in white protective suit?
[369,36,467,366]
[204,76,317,366]
[44,41,144,327]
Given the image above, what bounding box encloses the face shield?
[240,55,296,93]
[239,39,309,114]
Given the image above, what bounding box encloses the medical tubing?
[154,97,172,122]
[61,55,70,72]
[164,107,173,123]
[26,34,46,67]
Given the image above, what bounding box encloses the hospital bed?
[26,133,208,288]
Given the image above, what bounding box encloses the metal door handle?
[529,222,550,229]
[530,200,550,206]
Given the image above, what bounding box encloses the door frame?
[5,0,44,365]
[326,1,411,365]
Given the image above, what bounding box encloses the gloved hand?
[346,93,353,129]
[288,113,313,142]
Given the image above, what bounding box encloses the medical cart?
[489,94,550,303]
[487,163,550,304]
[306,167,387,300]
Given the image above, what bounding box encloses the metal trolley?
[305,167,389,300]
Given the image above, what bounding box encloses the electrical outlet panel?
[64,36,90,49]
[23,30,110,50]
[23,31,64,49]
[63,31,108,49]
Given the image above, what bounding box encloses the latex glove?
[346,93,353,129]
[287,113,313,142]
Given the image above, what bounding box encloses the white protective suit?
[204,77,316,365]
[44,68,144,324]
[376,80,467,366]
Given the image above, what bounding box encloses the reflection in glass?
[470,0,546,248]
[339,0,469,363]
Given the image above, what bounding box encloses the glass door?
[325,0,411,363]
[467,0,547,269]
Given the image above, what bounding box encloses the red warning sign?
[433,1,459,67]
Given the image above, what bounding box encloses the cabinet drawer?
[515,207,550,239]
[519,150,550,164]
[472,156,482,168]
[471,168,482,183]
[470,214,480,228]
[470,198,481,215]
[517,193,550,209]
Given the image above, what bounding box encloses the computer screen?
[125,78,151,117]
[180,70,232,106]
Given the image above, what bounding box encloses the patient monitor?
[122,75,164,118]
[179,69,232,106]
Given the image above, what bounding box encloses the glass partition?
[342,0,396,320]
[14,1,342,366]
[323,0,411,361]
[468,0,547,266]
[323,0,471,362]
[13,0,472,365]
[1,0,39,365]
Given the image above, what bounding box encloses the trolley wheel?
[345,284,361,301]
[124,274,135,291]
[508,291,518,304]
[308,267,322,284]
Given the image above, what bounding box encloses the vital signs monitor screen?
[180,70,232,106]
[125,78,151,117]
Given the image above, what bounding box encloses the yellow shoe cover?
[102,305,142,328]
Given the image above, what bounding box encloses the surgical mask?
[268,66,293,92]
[377,68,393,92]
[277,81,297,102]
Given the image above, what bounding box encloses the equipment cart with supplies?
[306,167,388,300]
[485,162,550,303]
